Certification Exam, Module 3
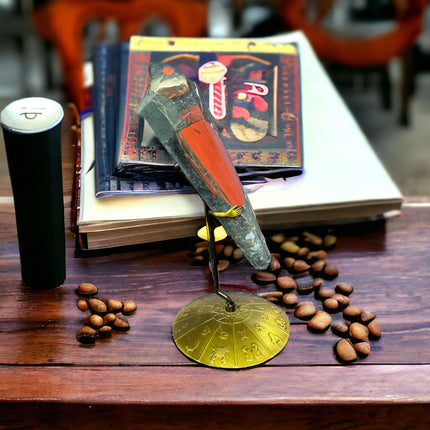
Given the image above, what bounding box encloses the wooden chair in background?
[32,0,208,110]
[277,0,428,125]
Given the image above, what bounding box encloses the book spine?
[92,43,122,196]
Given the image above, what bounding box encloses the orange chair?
[32,0,208,110]
[277,0,426,67]
[277,0,427,124]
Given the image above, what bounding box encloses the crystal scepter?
[137,63,271,270]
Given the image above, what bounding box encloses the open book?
[76,31,402,251]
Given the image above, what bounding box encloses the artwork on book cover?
[116,37,303,183]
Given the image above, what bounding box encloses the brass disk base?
[172,291,290,369]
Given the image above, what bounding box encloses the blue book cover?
[91,42,194,197]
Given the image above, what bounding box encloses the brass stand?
[172,206,290,369]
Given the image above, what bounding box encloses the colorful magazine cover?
[116,37,303,180]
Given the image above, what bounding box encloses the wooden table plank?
[1,365,430,404]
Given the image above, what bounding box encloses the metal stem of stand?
[205,205,236,312]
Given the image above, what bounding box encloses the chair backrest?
[32,0,208,110]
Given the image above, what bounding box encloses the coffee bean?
[331,321,350,338]
[335,282,354,296]
[98,325,113,339]
[354,341,371,357]
[223,244,234,258]
[191,255,206,265]
[103,313,117,326]
[232,247,243,261]
[360,310,376,324]
[122,300,137,315]
[107,299,123,313]
[297,247,310,258]
[283,257,295,269]
[323,234,337,250]
[259,291,283,302]
[282,293,298,307]
[270,233,287,244]
[335,338,358,363]
[217,259,230,272]
[296,282,314,295]
[280,240,300,254]
[310,259,325,276]
[323,298,340,312]
[276,276,297,292]
[367,320,381,340]
[349,322,369,341]
[332,293,349,308]
[343,305,362,321]
[89,314,104,329]
[322,263,339,280]
[291,260,310,274]
[76,326,98,345]
[307,311,332,332]
[77,299,88,312]
[268,255,281,273]
[88,298,108,315]
[76,282,98,297]
[113,315,130,331]
[252,271,277,285]
[306,250,327,264]
[195,246,208,255]
[302,231,323,248]
[294,301,317,320]
[316,286,335,300]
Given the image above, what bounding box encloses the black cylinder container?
[1,97,66,288]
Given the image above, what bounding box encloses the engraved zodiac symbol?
[238,330,248,340]
[209,345,229,365]
[201,326,212,336]
[242,343,263,362]
[185,340,200,353]
[219,330,229,340]
[275,317,288,330]
[251,343,263,359]
[175,322,189,333]
[255,323,264,332]
[268,332,284,346]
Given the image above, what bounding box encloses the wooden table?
[1,117,430,429]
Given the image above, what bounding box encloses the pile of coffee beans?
[189,241,244,271]
[261,231,381,363]
[75,282,137,345]
[188,229,381,364]
[259,277,381,363]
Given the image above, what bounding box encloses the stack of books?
[74,31,402,251]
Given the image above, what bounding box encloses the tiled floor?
[1,24,429,197]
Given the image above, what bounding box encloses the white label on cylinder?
[0,97,64,134]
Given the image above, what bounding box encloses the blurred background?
[1,0,429,196]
